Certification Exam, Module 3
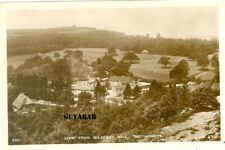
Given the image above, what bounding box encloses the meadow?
[7,48,107,67]
[8,48,201,82]
[129,54,201,82]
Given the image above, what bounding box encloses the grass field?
[7,48,107,67]
[129,54,201,82]
[8,48,201,82]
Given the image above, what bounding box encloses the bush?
[191,88,219,111]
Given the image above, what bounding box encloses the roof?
[109,76,131,85]
[137,81,151,87]
[33,100,63,107]
[142,50,148,53]
[72,81,94,91]
[12,93,33,110]
[110,81,123,90]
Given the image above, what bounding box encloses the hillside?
[7,26,218,59]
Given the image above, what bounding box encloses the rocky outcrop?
[160,110,220,141]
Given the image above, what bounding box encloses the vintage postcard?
[1,0,225,149]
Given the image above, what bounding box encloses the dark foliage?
[8,27,218,61]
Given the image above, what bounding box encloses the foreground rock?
[160,110,220,141]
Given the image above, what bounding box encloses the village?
[11,49,219,116]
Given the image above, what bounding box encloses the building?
[72,80,95,97]
[109,76,132,85]
[141,50,149,54]
[12,93,34,112]
[12,93,63,113]
[108,81,123,96]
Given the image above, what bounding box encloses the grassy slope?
[8,49,203,82]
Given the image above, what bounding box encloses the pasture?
[8,48,202,82]
[129,54,201,82]
[7,48,107,67]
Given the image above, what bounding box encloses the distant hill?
[7,26,218,59]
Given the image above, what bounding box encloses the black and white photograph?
[3,1,221,145]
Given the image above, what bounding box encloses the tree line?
[8,27,218,61]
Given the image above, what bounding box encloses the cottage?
[12,93,63,113]
[12,93,34,112]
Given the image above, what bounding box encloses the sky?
[7,7,218,38]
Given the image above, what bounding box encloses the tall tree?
[111,61,131,76]
[122,51,140,63]
[101,54,117,71]
[169,59,189,80]
[133,85,141,98]
[210,54,219,82]
[77,91,92,110]
[108,47,116,56]
[191,88,219,111]
[197,54,209,69]
[158,56,171,68]
[94,80,106,100]
[123,83,132,99]
[210,54,219,68]
[51,58,74,105]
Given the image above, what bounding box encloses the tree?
[53,52,60,59]
[23,55,43,68]
[191,88,219,111]
[210,54,219,82]
[7,65,16,83]
[65,50,83,60]
[158,56,171,68]
[111,61,131,76]
[144,80,165,101]
[108,47,116,56]
[51,58,74,104]
[132,85,141,98]
[123,83,132,99]
[150,80,163,90]
[210,54,219,68]
[179,59,189,70]
[197,54,209,69]
[101,54,117,71]
[77,91,92,110]
[15,73,48,100]
[122,52,139,63]
[169,59,189,80]
[94,80,106,100]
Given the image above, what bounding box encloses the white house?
[72,80,95,97]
